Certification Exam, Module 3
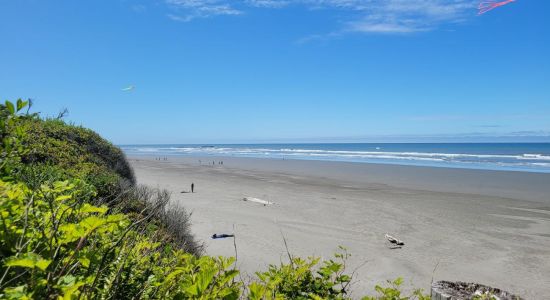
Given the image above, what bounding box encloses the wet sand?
[130,156,550,299]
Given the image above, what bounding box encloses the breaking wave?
[122,144,550,173]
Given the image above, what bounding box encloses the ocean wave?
[124,146,550,161]
[122,145,550,172]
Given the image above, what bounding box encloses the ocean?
[121,143,550,173]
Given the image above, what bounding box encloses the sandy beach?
[130,156,550,299]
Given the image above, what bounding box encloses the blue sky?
[1,0,549,144]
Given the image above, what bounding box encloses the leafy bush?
[248,248,353,300]
[18,116,135,199]
[248,248,429,300]
[0,100,30,179]
[0,178,240,299]
[362,278,430,300]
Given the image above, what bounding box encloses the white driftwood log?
[385,234,404,246]
[243,197,273,206]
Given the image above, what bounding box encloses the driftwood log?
[211,233,235,239]
[431,281,523,300]
[385,234,404,248]
[242,197,273,206]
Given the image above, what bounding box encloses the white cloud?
[341,0,476,33]
[165,0,477,33]
[351,21,426,33]
[246,0,290,8]
[166,0,243,21]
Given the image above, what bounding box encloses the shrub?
[113,183,204,256]
[248,247,353,300]
[3,100,202,256]
[18,117,135,199]
[0,178,240,299]
[362,278,430,300]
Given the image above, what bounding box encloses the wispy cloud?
[349,0,475,33]
[246,0,290,8]
[475,124,503,128]
[166,0,243,22]
[164,0,477,33]
[408,113,549,122]
[131,4,147,13]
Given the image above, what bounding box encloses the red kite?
[478,0,515,15]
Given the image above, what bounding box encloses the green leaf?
[79,216,107,234]
[338,274,351,283]
[393,277,403,286]
[62,281,86,300]
[16,99,28,111]
[3,285,31,299]
[58,275,77,286]
[220,269,239,286]
[164,269,184,283]
[248,282,267,300]
[36,259,51,271]
[55,195,72,201]
[80,203,108,214]
[78,257,91,268]
[5,101,15,114]
[184,284,200,296]
[59,223,85,244]
[196,267,216,293]
[6,253,52,271]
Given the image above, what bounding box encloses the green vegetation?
[16,113,135,197]
[1,99,429,299]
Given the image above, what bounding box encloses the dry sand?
[130,156,550,299]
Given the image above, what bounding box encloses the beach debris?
[243,197,273,206]
[385,234,404,249]
[121,85,135,91]
[478,0,515,15]
[474,290,501,300]
[212,233,235,239]
[431,281,523,300]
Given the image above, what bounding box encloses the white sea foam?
[123,145,550,172]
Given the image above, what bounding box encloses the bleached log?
[385,234,405,246]
[243,197,273,206]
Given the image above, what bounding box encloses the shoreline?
[121,142,550,174]
[129,155,550,298]
[129,154,550,203]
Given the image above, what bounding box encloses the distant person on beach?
[191,183,194,193]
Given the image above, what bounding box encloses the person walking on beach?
[191,183,194,193]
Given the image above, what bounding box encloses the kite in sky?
[478,0,515,15]
[121,85,135,91]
